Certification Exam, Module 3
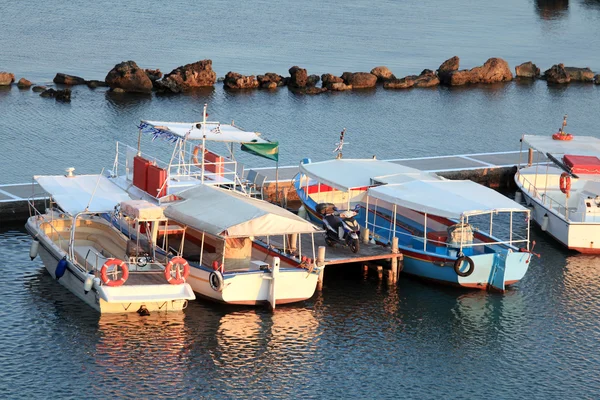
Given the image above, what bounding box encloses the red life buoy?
[559,172,571,195]
[552,133,573,141]
[164,256,190,285]
[192,145,207,165]
[100,258,129,287]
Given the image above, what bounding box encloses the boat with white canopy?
[516,116,600,253]
[109,104,279,202]
[112,184,322,309]
[295,158,533,291]
[25,173,195,314]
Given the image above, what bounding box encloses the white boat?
[112,184,322,309]
[296,158,533,291]
[516,121,600,253]
[26,173,195,314]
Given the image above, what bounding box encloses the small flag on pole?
[333,128,346,153]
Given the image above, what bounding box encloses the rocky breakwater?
[154,60,216,93]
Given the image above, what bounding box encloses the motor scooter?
[317,203,360,253]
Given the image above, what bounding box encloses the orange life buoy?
[559,172,571,195]
[192,145,207,165]
[100,258,129,287]
[164,256,190,285]
[552,133,573,141]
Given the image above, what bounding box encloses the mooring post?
[528,148,534,167]
[361,228,370,244]
[289,233,298,253]
[377,265,383,281]
[317,246,326,291]
[281,187,289,208]
[391,237,399,284]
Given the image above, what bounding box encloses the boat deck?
[300,233,401,266]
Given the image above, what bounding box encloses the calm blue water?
[2,1,600,398]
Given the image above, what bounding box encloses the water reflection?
[535,0,569,20]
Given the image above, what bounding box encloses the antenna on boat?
[84,168,105,212]
[333,128,346,159]
[201,103,207,183]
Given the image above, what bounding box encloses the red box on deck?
[147,164,168,198]
[563,154,600,174]
[426,231,448,246]
[133,156,150,191]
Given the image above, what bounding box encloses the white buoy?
[92,277,102,290]
[29,240,39,260]
[84,274,94,293]
[297,206,308,221]
[541,214,549,231]
[515,191,522,203]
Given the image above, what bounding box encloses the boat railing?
[518,173,576,220]
[366,218,528,252]
[111,142,242,189]
[27,196,70,250]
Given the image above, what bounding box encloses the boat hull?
[27,219,190,313]
[297,183,529,291]
[516,173,600,254]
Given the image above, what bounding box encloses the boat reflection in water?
[214,307,320,371]
[94,312,188,397]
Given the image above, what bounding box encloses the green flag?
[240,141,279,162]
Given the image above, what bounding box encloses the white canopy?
[35,174,131,215]
[368,180,527,219]
[141,120,268,143]
[299,159,440,191]
[523,135,600,157]
[164,185,320,238]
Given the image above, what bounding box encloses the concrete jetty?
[0,149,544,225]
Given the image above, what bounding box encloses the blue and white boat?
[295,158,533,291]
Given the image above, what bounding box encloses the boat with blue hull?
[295,158,533,291]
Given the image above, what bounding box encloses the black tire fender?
[209,270,224,292]
[454,256,474,277]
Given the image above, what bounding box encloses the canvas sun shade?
[140,120,269,143]
[35,174,131,215]
[368,179,527,219]
[299,159,441,191]
[164,185,320,238]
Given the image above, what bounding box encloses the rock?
[413,69,440,88]
[105,61,153,93]
[341,72,377,89]
[469,58,513,84]
[17,78,32,88]
[564,67,595,82]
[370,66,395,81]
[55,88,71,102]
[383,77,416,89]
[53,73,86,85]
[595,74,600,85]
[86,80,108,89]
[447,70,473,86]
[437,56,460,84]
[329,82,352,91]
[155,59,217,93]
[443,58,512,86]
[321,73,343,88]
[515,61,540,78]
[304,87,327,95]
[32,85,46,92]
[111,87,126,93]
[257,73,284,89]
[288,66,308,88]
[145,69,162,82]
[307,74,320,87]
[40,88,71,101]
[223,72,259,89]
[40,88,56,98]
[543,64,571,84]
[0,72,15,86]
